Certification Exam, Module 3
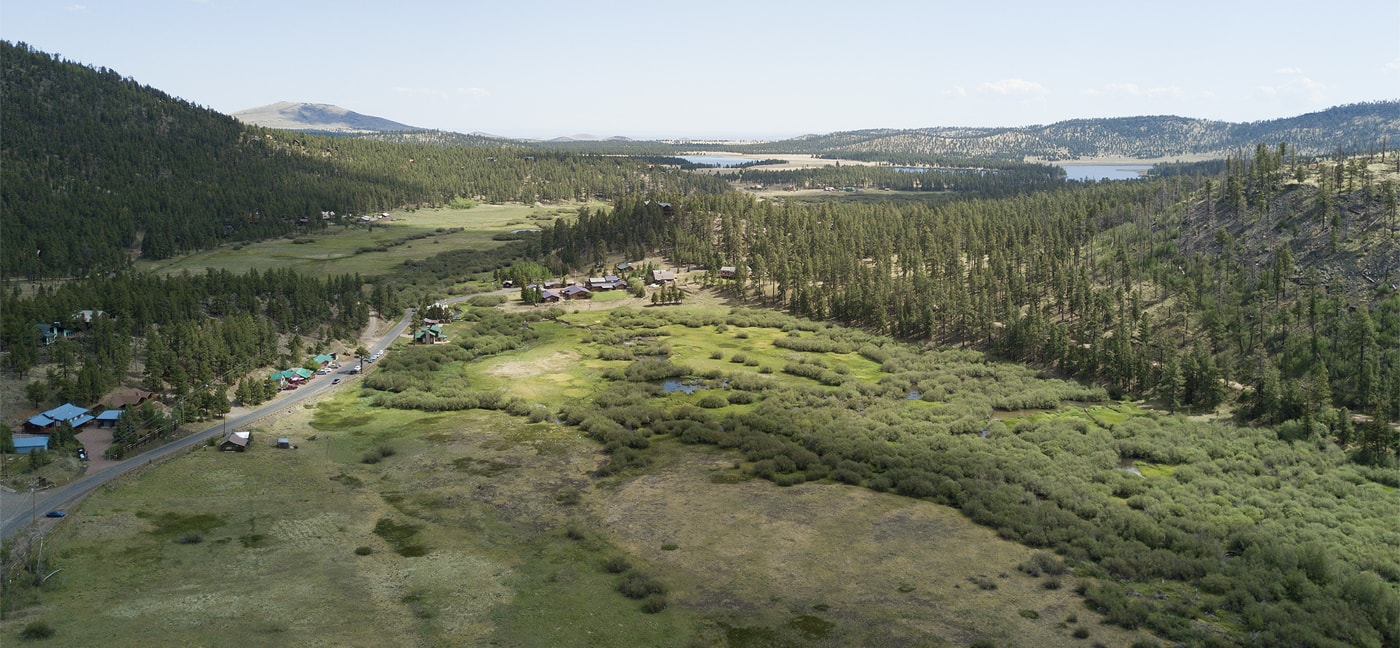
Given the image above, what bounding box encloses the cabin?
[220,430,252,452]
[36,322,75,346]
[414,324,445,344]
[651,269,677,284]
[562,285,593,300]
[103,387,155,410]
[719,266,737,279]
[540,290,561,303]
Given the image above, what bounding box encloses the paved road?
[1,309,414,541]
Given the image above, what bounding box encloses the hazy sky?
[4,0,1398,139]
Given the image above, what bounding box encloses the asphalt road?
[1,308,415,541]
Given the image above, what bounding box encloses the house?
[414,324,444,344]
[719,266,737,279]
[220,430,252,452]
[25,402,92,432]
[651,269,677,283]
[562,285,592,300]
[587,275,622,290]
[11,435,51,454]
[540,289,561,303]
[36,322,75,346]
[95,409,124,428]
[103,387,155,410]
[312,354,335,366]
[72,310,108,329]
[543,280,565,289]
[268,368,315,385]
[615,262,634,272]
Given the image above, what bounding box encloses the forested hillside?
[0,41,728,279]
[543,148,1400,431]
[723,102,1400,161]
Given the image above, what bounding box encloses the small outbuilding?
[11,435,51,454]
[276,438,291,449]
[220,430,252,452]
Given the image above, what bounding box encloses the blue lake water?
[660,379,705,393]
[1058,164,1152,181]
[679,155,755,168]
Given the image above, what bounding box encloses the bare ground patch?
[596,450,1153,647]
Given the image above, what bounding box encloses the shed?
[95,409,124,428]
[220,430,252,452]
[276,438,291,449]
[12,435,50,454]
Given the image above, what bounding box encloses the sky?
[3,0,1398,140]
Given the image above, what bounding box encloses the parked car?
[46,510,65,518]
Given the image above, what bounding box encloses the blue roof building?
[12,435,51,454]
[24,402,91,431]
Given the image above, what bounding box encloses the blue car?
[45,510,65,518]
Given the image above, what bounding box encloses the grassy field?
[0,303,1155,647]
[133,203,602,279]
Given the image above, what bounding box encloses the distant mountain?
[232,101,422,134]
[740,102,1400,161]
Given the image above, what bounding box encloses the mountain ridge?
[231,101,422,134]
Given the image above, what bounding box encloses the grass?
[133,203,602,279]
[2,303,1156,647]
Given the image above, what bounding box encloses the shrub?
[20,621,55,640]
[696,394,729,409]
[641,594,668,613]
[618,571,666,599]
[355,546,373,556]
[176,533,204,545]
[710,350,724,360]
[604,556,632,573]
[1072,627,1090,639]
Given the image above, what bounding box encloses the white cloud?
[1255,68,1327,103]
[978,79,1048,96]
[1086,83,1183,98]
[943,86,967,97]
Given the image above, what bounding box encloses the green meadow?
[3,302,1168,647]
[133,203,599,278]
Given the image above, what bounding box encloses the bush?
[618,571,666,599]
[641,594,668,613]
[20,621,55,640]
[355,546,374,556]
[175,533,204,545]
[604,556,632,573]
[696,394,729,409]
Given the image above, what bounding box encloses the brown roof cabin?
[719,266,737,279]
[562,285,593,300]
[220,430,252,452]
[651,269,677,283]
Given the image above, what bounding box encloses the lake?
[678,155,755,168]
[1058,164,1152,181]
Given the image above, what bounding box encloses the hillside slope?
[232,101,422,133]
[739,102,1400,161]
